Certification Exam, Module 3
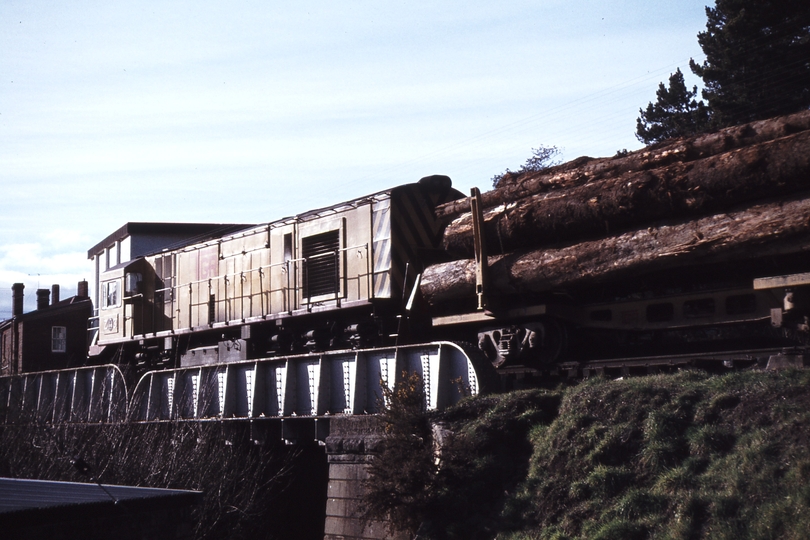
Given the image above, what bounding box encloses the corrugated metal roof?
[0,477,200,514]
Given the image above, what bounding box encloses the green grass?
[369,368,810,539]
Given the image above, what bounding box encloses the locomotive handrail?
[149,243,371,332]
[156,243,370,294]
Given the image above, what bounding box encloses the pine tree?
[636,68,711,144]
[491,145,560,188]
[689,0,810,128]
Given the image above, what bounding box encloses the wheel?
[531,318,569,365]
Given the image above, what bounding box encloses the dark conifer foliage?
[689,0,810,129]
[636,69,711,144]
[491,145,560,188]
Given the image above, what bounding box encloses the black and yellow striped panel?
[372,198,392,298]
[387,183,463,301]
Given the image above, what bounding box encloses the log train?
[5,112,810,427]
[86,173,809,378]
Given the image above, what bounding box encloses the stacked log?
[437,110,810,223]
[422,111,810,306]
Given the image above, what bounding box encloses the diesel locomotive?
[91,175,465,370]
[88,174,810,376]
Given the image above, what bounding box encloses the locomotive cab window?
[125,272,142,296]
[101,280,120,309]
[302,229,341,299]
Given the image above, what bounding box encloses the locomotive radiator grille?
[302,231,340,299]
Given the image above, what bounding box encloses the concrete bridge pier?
[324,416,407,540]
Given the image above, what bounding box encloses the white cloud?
[0,241,91,320]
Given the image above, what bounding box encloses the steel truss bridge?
[0,342,486,443]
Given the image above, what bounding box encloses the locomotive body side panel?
[295,201,375,309]
[297,215,348,306]
[218,227,271,322]
[175,244,220,330]
[269,223,298,316]
[343,202,373,304]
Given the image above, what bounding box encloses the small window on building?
[52,326,66,353]
[102,280,120,308]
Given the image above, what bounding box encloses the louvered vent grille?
[302,230,340,298]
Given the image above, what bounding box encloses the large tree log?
[443,129,810,256]
[422,193,810,305]
[436,109,810,222]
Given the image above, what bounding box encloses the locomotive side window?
[683,298,715,319]
[284,233,293,262]
[302,230,340,298]
[726,294,757,315]
[646,303,674,322]
[590,309,612,322]
[102,280,120,308]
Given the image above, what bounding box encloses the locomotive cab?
[97,258,154,345]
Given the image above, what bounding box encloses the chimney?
[36,289,50,310]
[12,283,24,317]
[77,280,89,298]
[51,284,60,305]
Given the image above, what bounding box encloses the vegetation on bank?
[0,421,326,540]
[365,368,810,539]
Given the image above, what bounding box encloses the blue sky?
[0,0,710,318]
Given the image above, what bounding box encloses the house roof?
[0,478,200,517]
[17,295,92,322]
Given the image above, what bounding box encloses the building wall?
[0,323,16,376]
[20,303,92,373]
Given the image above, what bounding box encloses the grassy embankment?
[366,368,810,539]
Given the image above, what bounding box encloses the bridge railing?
[0,342,491,429]
[0,365,127,425]
[129,341,483,422]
